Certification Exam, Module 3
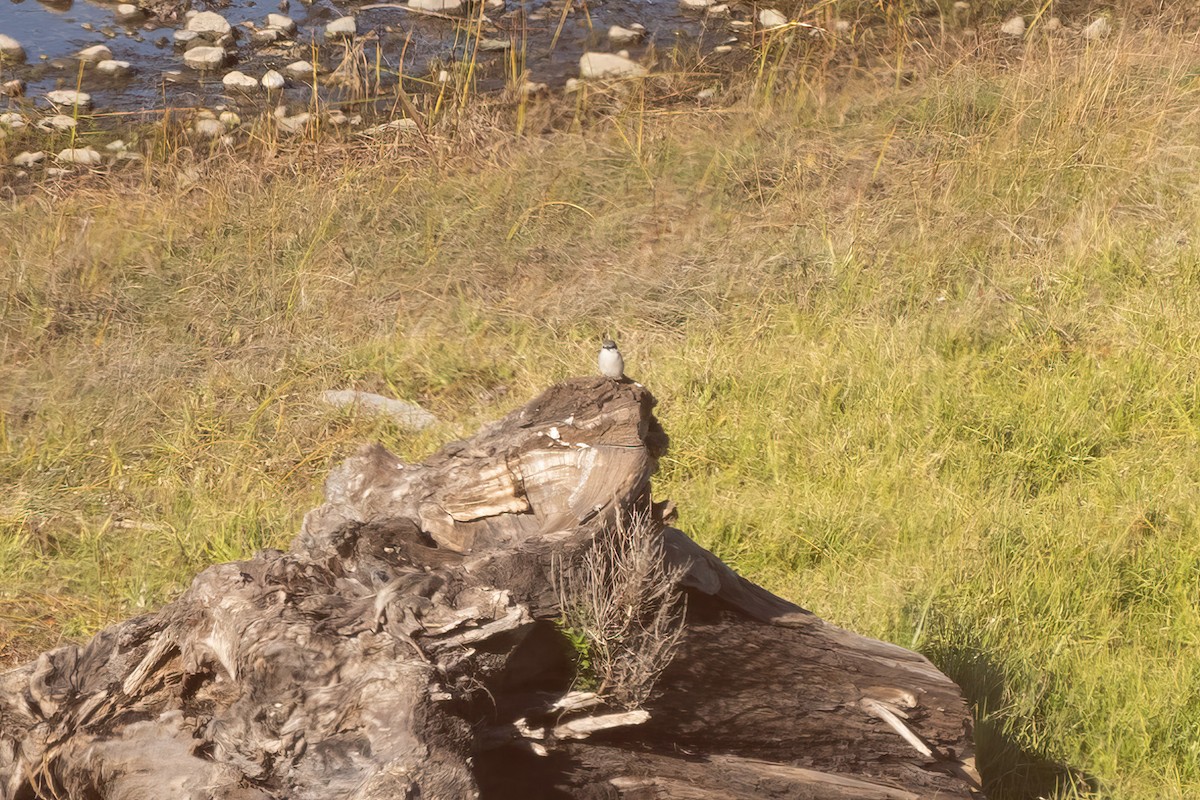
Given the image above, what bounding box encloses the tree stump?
[0,378,982,799]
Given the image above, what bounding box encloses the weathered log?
[0,378,982,799]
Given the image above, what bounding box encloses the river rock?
[219,110,241,127]
[520,80,547,98]
[361,117,419,136]
[56,147,102,166]
[758,8,787,28]
[12,151,46,167]
[187,11,232,37]
[284,59,315,78]
[252,28,283,44]
[1000,15,1025,37]
[115,4,143,21]
[325,16,356,38]
[0,111,25,128]
[318,390,436,430]
[184,46,228,69]
[261,69,285,90]
[579,51,646,79]
[77,44,113,62]
[194,117,224,137]
[46,89,92,109]
[680,0,713,9]
[0,34,24,63]
[105,139,127,152]
[174,29,199,45]
[96,59,132,76]
[38,114,77,131]
[608,25,644,44]
[408,0,466,14]
[266,13,296,33]
[1083,16,1111,40]
[276,111,311,134]
[222,70,258,89]
[1,79,23,97]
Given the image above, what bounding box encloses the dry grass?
[553,512,686,709]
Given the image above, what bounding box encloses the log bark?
[0,378,982,799]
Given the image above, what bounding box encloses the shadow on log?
[0,378,983,799]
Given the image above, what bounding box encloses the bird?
[598,339,625,380]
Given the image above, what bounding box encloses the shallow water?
[0,0,737,116]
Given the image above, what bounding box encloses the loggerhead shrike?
[598,339,625,380]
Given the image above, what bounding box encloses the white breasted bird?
[598,339,625,380]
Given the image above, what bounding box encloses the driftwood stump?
[0,378,982,799]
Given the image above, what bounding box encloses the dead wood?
[0,377,982,799]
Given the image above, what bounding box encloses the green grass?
[4,22,1200,800]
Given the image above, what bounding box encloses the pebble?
[97,59,132,76]
[77,44,114,62]
[1045,17,1062,32]
[184,46,228,69]
[1,79,24,97]
[608,25,644,45]
[564,78,582,93]
[219,110,241,127]
[174,30,199,45]
[713,44,732,54]
[327,109,348,125]
[579,51,646,79]
[0,111,25,128]
[284,60,315,78]
[1083,16,1111,40]
[222,70,258,89]
[47,168,72,178]
[46,89,93,109]
[696,87,715,103]
[479,38,511,51]
[105,139,127,151]
[1000,15,1025,37]
[0,33,25,63]
[758,8,787,28]
[56,147,102,166]
[115,4,143,21]
[261,69,285,90]
[266,13,297,33]
[679,0,713,9]
[485,0,504,9]
[12,151,46,167]
[325,16,356,39]
[833,19,850,33]
[187,11,232,37]
[707,5,730,16]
